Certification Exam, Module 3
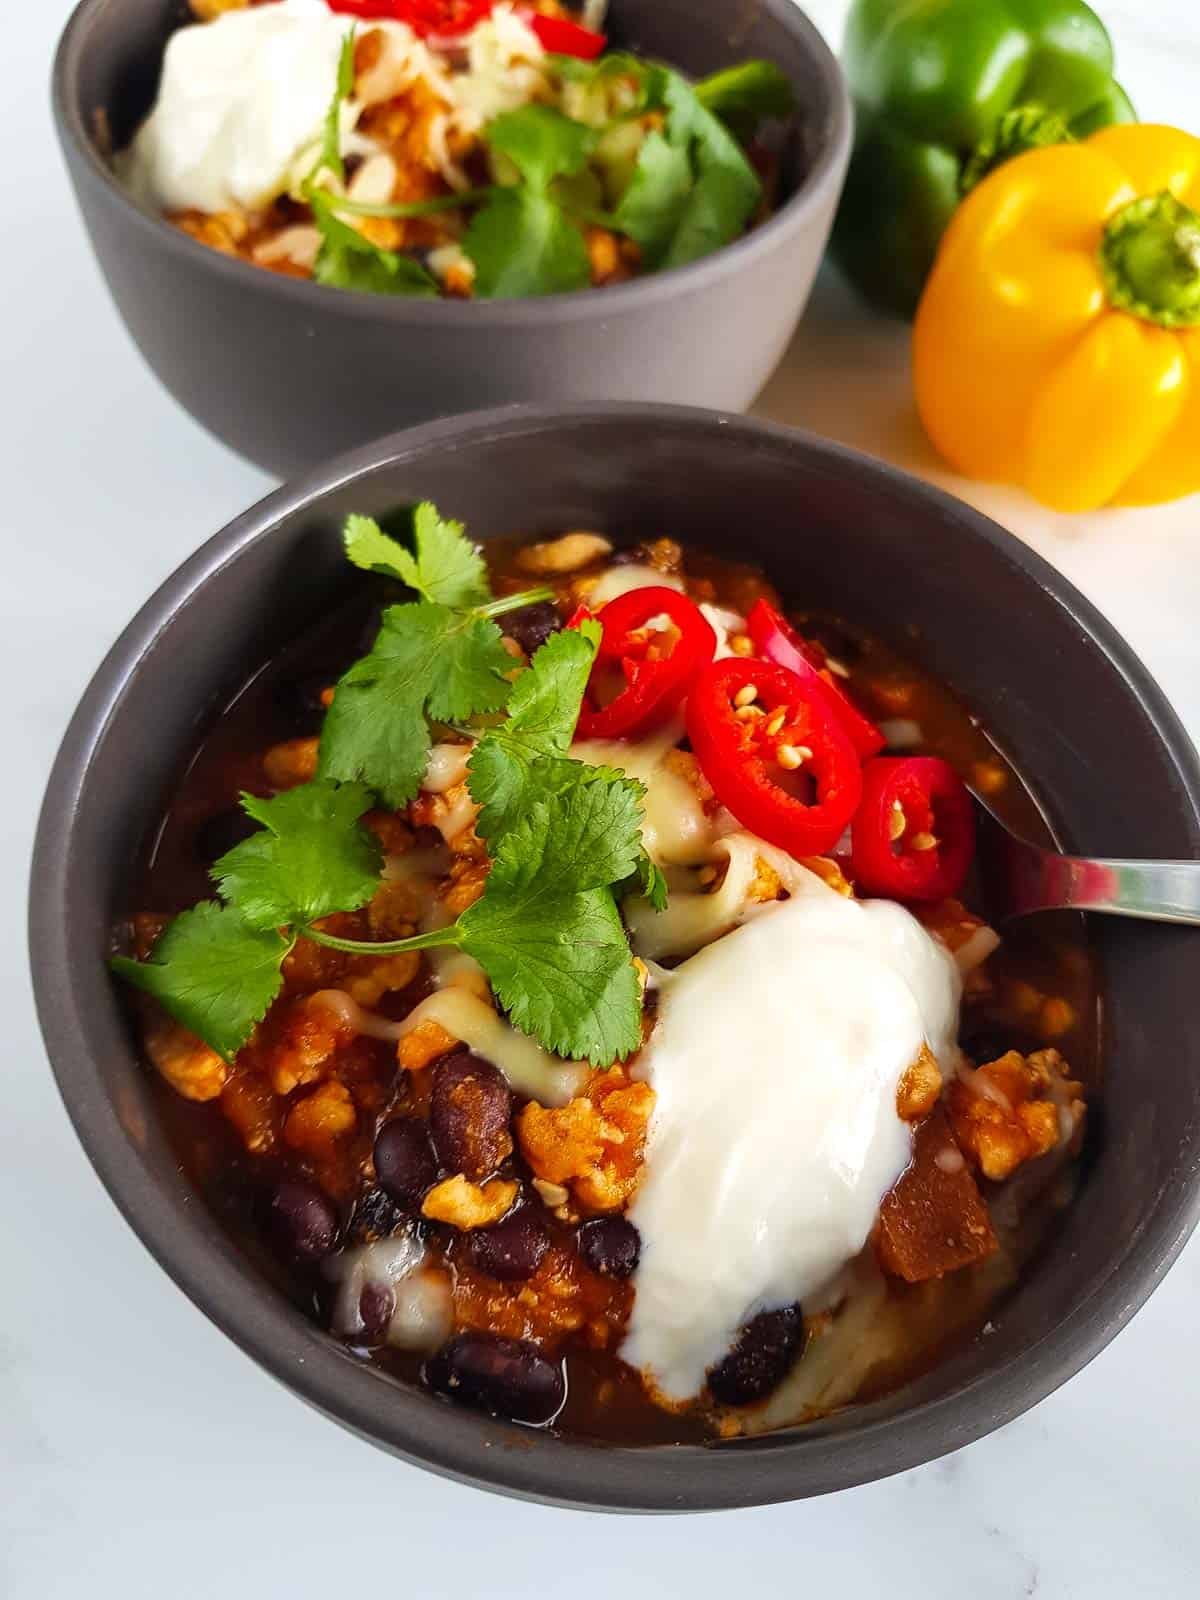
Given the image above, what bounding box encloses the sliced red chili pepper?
[746,599,885,759]
[519,9,607,57]
[851,757,975,902]
[573,587,716,741]
[686,658,863,859]
[327,0,494,33]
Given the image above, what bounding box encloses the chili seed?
[764,709,786,737]
[733,684,759,708]
[735,704,764,721]
[776,744,804,770]
[889,801,906,842]
[910,831,938,851]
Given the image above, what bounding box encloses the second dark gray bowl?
[29,404,1200,1511]
[52,0,851,477]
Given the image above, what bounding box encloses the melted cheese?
[621,870,962,1402]
[397,989,588,1106]
[625,830,812,961]
[570,723,715,867]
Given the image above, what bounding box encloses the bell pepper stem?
[1101,191,1200,328]
[960,104,1072,196]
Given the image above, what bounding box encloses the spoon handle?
[1015,853,1200,924]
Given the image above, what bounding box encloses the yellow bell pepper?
[913,124,1200,511]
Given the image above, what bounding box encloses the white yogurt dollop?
[121,0,354,213]
[621,871,961,1402]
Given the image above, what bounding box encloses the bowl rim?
[50,0,853,328]
[29,402,1200,1511]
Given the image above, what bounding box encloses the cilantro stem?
[300,923,463,957]
[311,187,499,221]
[478,587,555,619]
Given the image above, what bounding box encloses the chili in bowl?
[51,0,851,474]
[117,0,793,303]
[31,407,1200,1508]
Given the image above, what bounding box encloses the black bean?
[465,1205,549,1282]
[265,1177,339,1264]
[577,1216,640,1280]
[425,1332,566,1425]
[430,1052,512,1180]
[374,1117,438,1210]
[194,806,259,866]
[359,1281,395,1342]
[707,1303,806,1406]
[502,601,563,658]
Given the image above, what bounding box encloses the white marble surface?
[4,1,1199,1594]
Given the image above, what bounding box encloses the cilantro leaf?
[501,619,599,746]
[612,130,693,266]
[318,27,357,185]
[485,774,647,896]
[463,884,642,1064]
[457,786,646,1062]
[467,621,597,839]
[659,72,761,270]
[319,602,512,807]
[212,780,382,930]
[661,162,758,270]
[694,61,794,139]
[465,187,592,299]
[466,105,596,298]
[111,904,291,1063]
[487,104,597,189]
[310,196,440,297]
[467,622,667,908]
[629,852,670,913]
[344,506,491,608]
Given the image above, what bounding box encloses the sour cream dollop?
[621,870,961,1402]
[121,0,354,214]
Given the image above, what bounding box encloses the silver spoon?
[971,791,1200,925]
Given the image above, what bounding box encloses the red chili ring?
[686,657,863,859]
[574,587,717,741]
[851,756,975,902]
[747,599,885,760]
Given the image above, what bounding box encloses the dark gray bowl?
[52,0,851,478]
[30,405,1200,1511]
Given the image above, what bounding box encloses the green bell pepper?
[832,0,1136,318]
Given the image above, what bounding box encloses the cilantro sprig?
[320,508,552,808]
[113,504,665,1068]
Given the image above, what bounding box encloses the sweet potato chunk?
[876,1108,997,1283]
